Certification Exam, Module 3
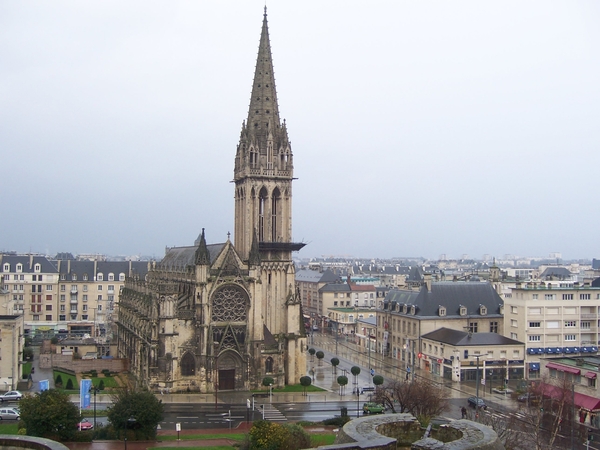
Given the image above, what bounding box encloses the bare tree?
[374,379,447,422]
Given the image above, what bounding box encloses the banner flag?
[80,379,92,409]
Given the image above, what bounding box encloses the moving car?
[0,391,22,402]
[0,408,19,420]
[78,419,94,430]
[467,396,487,410]
[363,402,385,414]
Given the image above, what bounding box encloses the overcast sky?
[2,1,599,261]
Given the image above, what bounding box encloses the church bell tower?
[233,7,303,261]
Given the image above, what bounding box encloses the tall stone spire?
[233,7,302,260]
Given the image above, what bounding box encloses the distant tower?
[234,7,301,261]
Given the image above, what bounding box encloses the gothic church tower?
[234,8,298,261]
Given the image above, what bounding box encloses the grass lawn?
[89,376,119,388]
[0,423,20,434]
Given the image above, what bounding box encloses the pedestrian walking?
[461,406,467,418]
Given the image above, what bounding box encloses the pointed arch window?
[271,188,281,241]
[180,352,196,376]
[265,357,274,374]
[258,188,267,242]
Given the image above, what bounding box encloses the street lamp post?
[214,342,219,411]
[123,416,136,450]
[474,355,481,419]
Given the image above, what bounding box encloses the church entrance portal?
[219,369,235,390]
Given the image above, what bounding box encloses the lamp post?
[91,385,98,429]
[474,355,481,420]
[214,342,219,411]
[123,416,136,450]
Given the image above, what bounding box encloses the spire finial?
[264,5,267,16]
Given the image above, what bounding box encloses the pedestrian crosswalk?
[257,403,287,421]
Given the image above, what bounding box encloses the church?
[116,8,307,393]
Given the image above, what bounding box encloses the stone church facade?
[116,9,307,393]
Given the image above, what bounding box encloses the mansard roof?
[384,282,503,317]
[540,267,572,278]
[0,255,58,273]
[57,260,149,280]
[422,327,523,346]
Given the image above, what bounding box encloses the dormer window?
[72,274,77,281]
[108,273,114,281]
[97,273,103,281]
[460,305,467,316]
[16,264,22,273]
[83,274,88,281]
[403,305,408,314]
[411,305,416,315]
[34,264,41,273]
[2,264,9,272]
[439,306,446,317]
[60,274,66,281]
[479,305,487,315]
[119,273,126,281]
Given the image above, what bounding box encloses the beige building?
[0,315,24,391]
[503,283,600,379]
[378,281,505,372]
[421,328,525,383]
[296,268,340,319]
[116,9,307,393]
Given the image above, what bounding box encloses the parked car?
[78,419,94,430]
[467,396,487,410]
[517,393,540,404]
[363,402,385,414]
[0,408,19,420]
[0,391,22,403]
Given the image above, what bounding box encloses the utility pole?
[474,355,481,420]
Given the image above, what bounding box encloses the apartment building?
[0,254,148,342]
[296,268,340,318]
[421,328,524,382]
[504,283,600,379]
[378,280,505,371]
[0,314,25,390]
[1,255,60,333]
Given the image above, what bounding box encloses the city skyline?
[2,2,599,260]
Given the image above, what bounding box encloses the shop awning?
[585,372,597,379]
[529,363,540,371]
[540,384,600,411]
[546,362,580,374]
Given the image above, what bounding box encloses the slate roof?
[593,259,600,270]
[159,243,226,270]
[296,269,340,283]
[57,260,149,280]
[422,327,524,346]
[0,255,58,273]
[383,282,503,317]
[540,267,572,278]
[319,283,351,294]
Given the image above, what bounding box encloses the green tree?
[337,375,348,396]
[66,378,74,390]
[22,347,34,360]
[373,375,384,387]
[19,389,81,441]
[316,350,324,366]
[262,376,275,387]
[330,357,340,374]
[107,389,164,440]
[299,376,312,396]
[308,348,316,361]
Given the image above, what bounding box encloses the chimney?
[424,273,432,292]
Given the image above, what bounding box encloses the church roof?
[160,243,225,270]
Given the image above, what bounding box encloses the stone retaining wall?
[308,415,505,450]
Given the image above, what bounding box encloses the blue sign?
[80,379,92,409]
[39,379,49,391]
